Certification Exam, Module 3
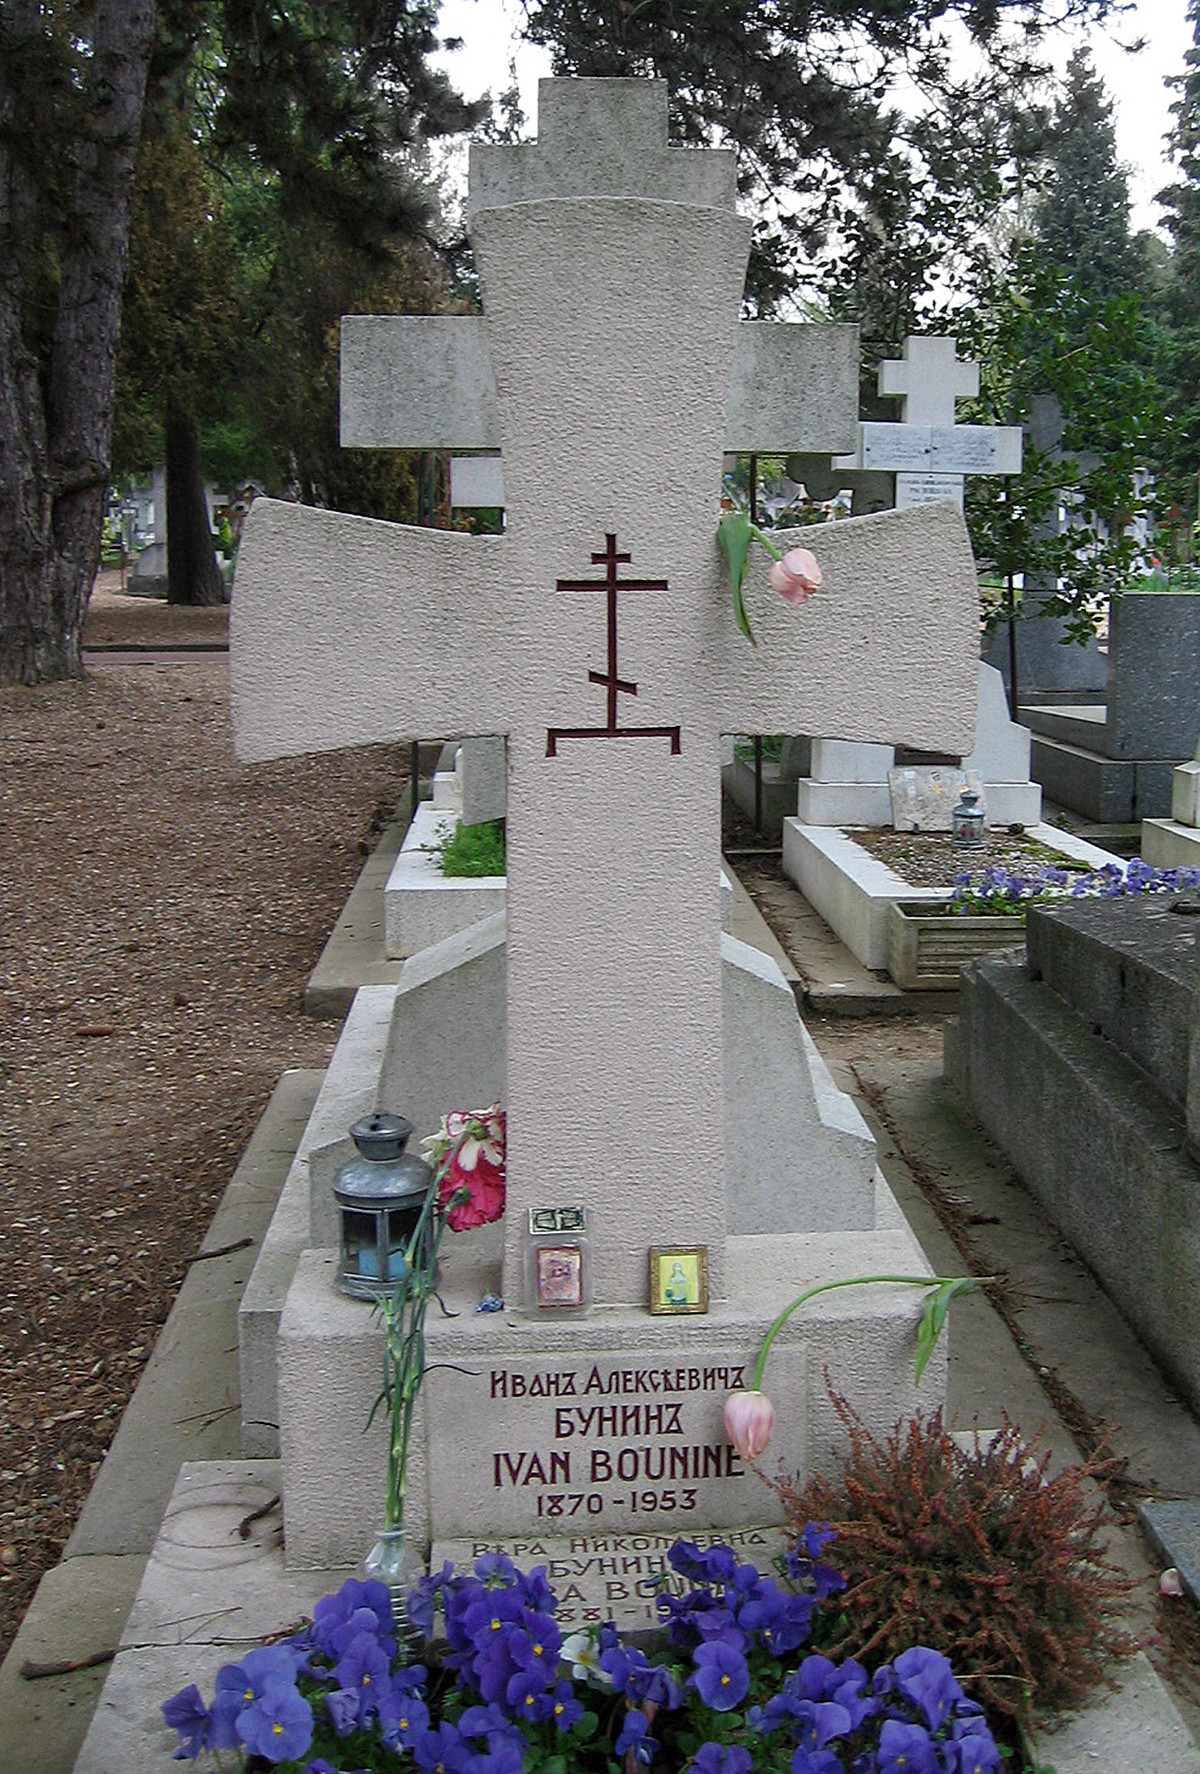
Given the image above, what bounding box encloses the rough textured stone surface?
[947,921,1200,1414]
[468,77,736,217]
[1025,894,1198,1111]
[721,933,876,1230]
[235,191,978,1309]
[1108,594,1200,760]
[963,662,1032,783]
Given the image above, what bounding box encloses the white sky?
[433,0,1194,235]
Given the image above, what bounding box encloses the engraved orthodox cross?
[548,535,678,757]
[232,80,979,1307]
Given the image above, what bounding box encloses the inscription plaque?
[431,1525,793,1632]
[425,1345,807,1540]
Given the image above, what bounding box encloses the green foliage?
[430,819,506,879]
[773,1398,1137,1727]
[961,254,1163,646]
[1031,48,1142,299]
[1156,1,1200,512]
[114,0,486,515]
[518,0,1118,315]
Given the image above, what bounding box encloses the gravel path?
[0,584,408,1658]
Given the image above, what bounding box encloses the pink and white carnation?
[423,1104,506,1232]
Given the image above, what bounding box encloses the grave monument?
[231,79,980,1579]
[789,337,1027,829]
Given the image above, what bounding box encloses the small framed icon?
[524,1207,592,1315]
[648,1246,709,1316]
[534,1243,585,1309]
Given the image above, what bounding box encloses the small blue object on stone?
[476,1291,503,1314]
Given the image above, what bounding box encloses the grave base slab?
[1033,741,1180,823]
[72,1461,354,1774]
[384,802,505,958]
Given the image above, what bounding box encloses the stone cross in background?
[231,79,979,1309]
[833,334,1022,510]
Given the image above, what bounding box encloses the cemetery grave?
[1021,586,1200,821]
[947,888,1200,1417]
[14,76,1198,1774]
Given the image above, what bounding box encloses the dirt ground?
[0,577,409,1661]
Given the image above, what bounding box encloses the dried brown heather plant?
[772,1396,1138,1726]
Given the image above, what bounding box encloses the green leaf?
[916,1277,978,1383]
[542,1756,568,1774]
[718,510,757,646]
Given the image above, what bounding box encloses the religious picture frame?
[534,1243,585,1310]
[648,1246,709,1316]
[524,1206,593,1316]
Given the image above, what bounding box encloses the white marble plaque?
[860,422,931,470]
[895,472,964,511]
[431,1525,791,1632]
[888,765,984,832]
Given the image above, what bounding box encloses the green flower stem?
[717,510,785,645]
[750,1272,992,1393]
[375,1135,475,1530]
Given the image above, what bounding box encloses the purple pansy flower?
[236,1675,315,1763]
[690,1639,751,1711]
[692,1743,754,1774]
[894,1645,963,1732]
[877,1716,940,1774]
[162,1684,211,1759]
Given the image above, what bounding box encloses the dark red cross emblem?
[545,534,682,758]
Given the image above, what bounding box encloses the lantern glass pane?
[343,1208,382,1281]
[385,1208,420,1281]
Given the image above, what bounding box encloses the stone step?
[946,948,1200,1416]
[1025,894,1197,1112]
[1030,734,1177,823]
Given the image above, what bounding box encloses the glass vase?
[366,1524,422,1655]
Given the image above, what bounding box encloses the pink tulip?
[768,546,822,605]
[723,1389,775,1461]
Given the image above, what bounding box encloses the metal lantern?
[951,788,985,848]
[333,1112,434,1301]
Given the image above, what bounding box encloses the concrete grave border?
[782,821,1125,972]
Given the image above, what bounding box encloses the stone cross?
[833,335,1022,509]
[231,80,978,1308]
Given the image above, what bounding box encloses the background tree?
[955,46,1163,696]
[516,0,1118,316]
[1031,46,1143,297]
[116,119,244,604]
[0,0,156,682]
[1157,0,1200,523]
[115,0,484,605]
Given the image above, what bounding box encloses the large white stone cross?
[834,335,1022,510]
[231,80,979,1308]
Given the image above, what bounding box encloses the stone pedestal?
[277,1227,942,1570]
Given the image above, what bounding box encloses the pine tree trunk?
[0,0,155,683]
[165,399,226,606]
